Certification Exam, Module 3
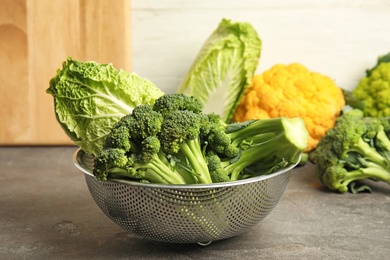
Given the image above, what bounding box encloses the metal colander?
[73,149,296,244]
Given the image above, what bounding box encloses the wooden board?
[0,0,131,145]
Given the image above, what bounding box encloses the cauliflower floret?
[233,63,345,152]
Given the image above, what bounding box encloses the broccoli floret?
[94,94,214,184]
[330,114,386,168]
[125,104,164,139]
[159,110,213,184]
[363,117,390,154]
[313,109,390,193]
[93,148,129,180]
[94,93,309,185]
[153,93,203,116]
[378,117,390,132]
[321,165,390,193]
[206,153,230,183]
[202,113,240,157]
[103,124,131,151]
[93,105,187,184]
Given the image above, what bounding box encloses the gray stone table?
[1,147,389,260]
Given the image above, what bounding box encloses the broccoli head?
[159,109,213,184]
[93,148,129,180]
[93,93,309,185]
[153,93,203,116]
[93,104,187,184]
[313,109,390,193]
[202,113,240,157]
[206,153,230,183]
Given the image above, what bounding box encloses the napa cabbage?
[47,57,164,156]
[177,18,262,123]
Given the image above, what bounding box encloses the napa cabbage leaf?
[177,18,262,123]
[47,57,164,156]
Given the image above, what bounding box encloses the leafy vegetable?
[47,57,164,156]
[93,93,308,184]
[177,18,262,123]
[313,108,390,193]
[233,63,345,152]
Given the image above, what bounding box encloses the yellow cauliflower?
[233,63,345,151]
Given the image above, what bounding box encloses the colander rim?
[73,148,298,189]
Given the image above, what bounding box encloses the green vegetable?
[366,51,390,76]
[297,153,309,166]
[94,93,308,184]
[46,57,164,156]
[342,89,364,111]
[177,18,262,123]
[207,117,307,181]
[313,109,390,193]
[351,51,390,117]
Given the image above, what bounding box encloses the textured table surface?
[1,147,389,260]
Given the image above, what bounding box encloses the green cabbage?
[47,57,164,156]
[177,18,262,123]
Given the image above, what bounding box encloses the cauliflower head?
[352,62,390,117]
[233,63,345,152]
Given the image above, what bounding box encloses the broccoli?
[158,109,212,184]
[206,152,231,183]
[94,95,212,184]
[94,105,187,184]
[94,93,308,184]
[313,109,390,193]
[207,118,308,181]
[153,93,203,116]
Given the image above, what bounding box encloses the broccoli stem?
[142,152,186,184]
[228,117,308,152]
[109,166,171,184]
[180,139,213,184]
[375,130,390,152]
[144,155,187,184]
[226,133,302,180]
[225,119,307,181]
[107,153,187,184]
[352,138,389,170]
[105,167,129,177]
[343,163,390,187]
[174,162,198,184]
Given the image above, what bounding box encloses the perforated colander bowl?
[73,148,296,244]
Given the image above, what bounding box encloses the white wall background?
[131,0,390,93]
